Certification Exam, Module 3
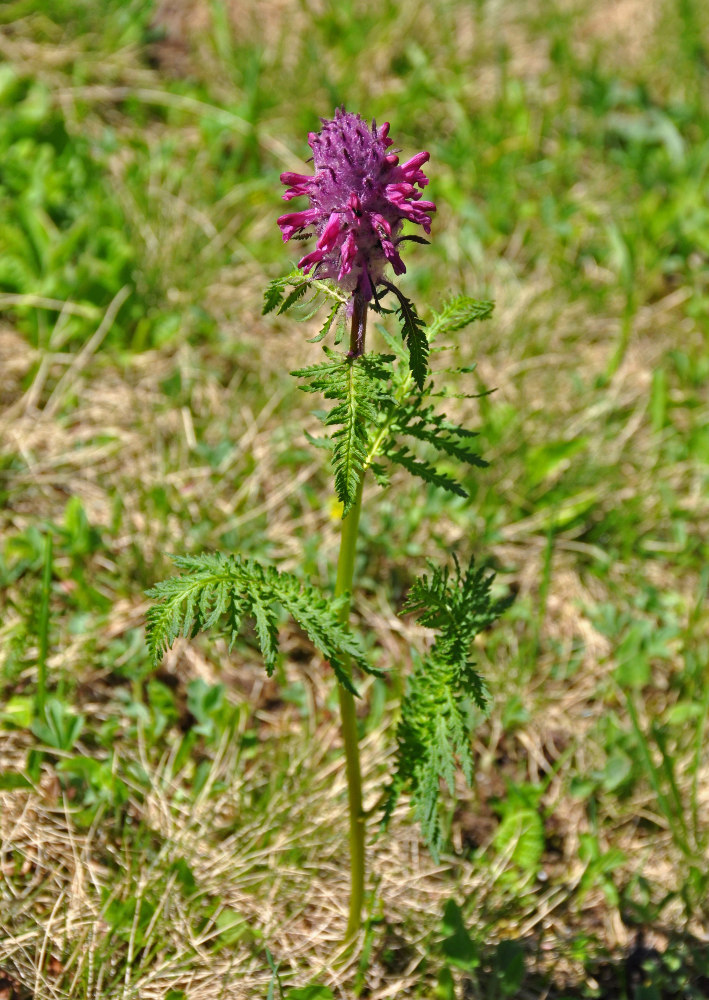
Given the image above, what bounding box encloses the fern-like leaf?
[387,447,468,498]
[427,296,495,340]
[146,553,375,694]
[263,267,349,318]
[262,270,300,314]
[308,302,341,343]
[292,350,394,515]
[330,360,364,511]
[383,556,511,857]
[402,419,486,467]
[278,281,310,314]
[380,280,429,390]
[391,397,487,471]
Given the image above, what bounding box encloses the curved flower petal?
[277,209,319,241]
[317,211,343,250]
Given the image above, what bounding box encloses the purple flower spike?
[278,109,435,302]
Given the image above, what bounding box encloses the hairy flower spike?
[278,109,435,302]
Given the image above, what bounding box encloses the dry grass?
[1,723,468,999]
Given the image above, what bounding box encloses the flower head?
[278,109,435,302]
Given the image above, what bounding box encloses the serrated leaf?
[146,553,375,692]
[251,598,279,675]
[262,268,308,315]
[384,556,510,857]
[263,279,285,315]
[330,360,362,513]
[393,402,487,469]
[293,350,394,515]
[278,282,309,314]
[427,296,494,340]
[388,447,468,498]
[380,280,429,389]
[308,301,341,343]
[291,352,346,384]
[368,461,391,487]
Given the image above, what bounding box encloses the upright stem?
[334,476,366,941]
[335,293,369,940]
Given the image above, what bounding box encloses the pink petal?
[400,151,430,173]
[338,232,358,279]
[380,238,406,274]
[298,248,326,271]
[317,211,342,250]
[386,182,416,199]
[280,172,313,186]
[379,126,393,148]
[277,209,318,241]
[282,187,310,201]
[372,213,392,236]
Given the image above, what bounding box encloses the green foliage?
[263,269,348,317]
[265,261,486,405]
[36,531,52,717]
[369,294,493,496]
[426,297,495,339]
[292,349,394,514]
[308,301,342,343]
[284,292,494,508]
[378,391,487,499]
[187,679,242,742]
[0,72,136,348]
[384,557,511,856]
[437,900,526,998]
[288,988,334,999]
[491,781,546,882]
[30,698,84,751]
[383,447,468,498]
[576,832,626,908]
[379,280,430,390]
[440,899,480,972]
[391,405,486,469]
[570,583,709,916]
[57,753,133,822]
[262,269,310,315]
[146,553,376,695]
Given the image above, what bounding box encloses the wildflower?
[278,108,435,303]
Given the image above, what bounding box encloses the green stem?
[334,474,366,941]
[331,293,370,942]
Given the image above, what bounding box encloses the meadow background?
[1,0,708,997]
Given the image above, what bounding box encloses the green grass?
[1,0,709,996]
